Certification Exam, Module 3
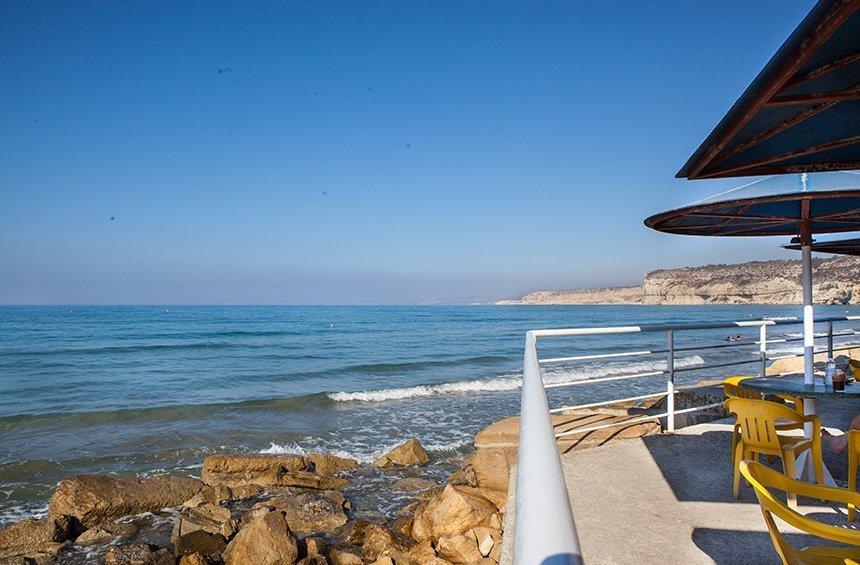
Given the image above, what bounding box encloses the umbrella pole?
[802,242,814,385]
[800,200,814,386]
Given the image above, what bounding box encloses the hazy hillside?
[510,256,860,305]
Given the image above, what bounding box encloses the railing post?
[666,329,675,432]
[827,321,834,359]
[759,324,768,377]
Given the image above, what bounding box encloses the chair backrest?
[722,376,763,400]
[850,429,860,461]
[850,358,860,380]
[741,460,796,563]
[724,397,801,453]
[740,460,860,559]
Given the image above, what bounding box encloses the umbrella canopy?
[645,173,860,385]
[677,0,860,180]
[645,174,860,237]
[784,237,860,256]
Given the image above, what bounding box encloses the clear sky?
[0,1,819,304]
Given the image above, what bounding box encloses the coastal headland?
[501,256,860,305]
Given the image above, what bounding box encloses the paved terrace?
[500,397,860,564]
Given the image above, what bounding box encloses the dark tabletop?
[740,375,860,399]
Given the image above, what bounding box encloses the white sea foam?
[423,438,472,453]
[784,332,829,338]
[0,502,48,525]
[767,345,804,356]
[328,376,523,402]
[260,442,306,455]
[259,442,361,463]
[328,355,706,403]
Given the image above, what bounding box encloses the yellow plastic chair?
[723,375,805,412]
[723,376,806,467]
[850,359,860,381]
[849,430,860,521]
[724,375,764,399]
[725,376,763,467]
[740,460,860,564]
[726,397,824,506]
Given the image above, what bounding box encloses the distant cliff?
[510,256,860,305]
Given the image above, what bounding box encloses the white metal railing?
[513,315,859,565]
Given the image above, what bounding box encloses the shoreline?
[0,378,738,564]
[2,352,854,563]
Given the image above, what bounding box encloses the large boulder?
[202,454,347,490]
[452,485,506,512]
[222,510,298,565]
[252,490,348,535]
[183,483,263,508]
[334,518,372,546]
[173,530,227,560]
[470,526,502,560]
[202,454,305,486]
[304,536,327,557]
[103,543,173,565]
[172,503,235,558]
[407,541,453,565]
[470,448,516,493]
[173,503,236,540]
[307,452,358,475]
[447,466,478,487]
[412,485,497,543]
[375,440,429,468]
[0,516,72,562]
[361,523,407,562]
[48,474,202,530]
[435,533,482,563]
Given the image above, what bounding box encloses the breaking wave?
[328,355,705,403]
[260,442,307,455]
[328,376,523,402]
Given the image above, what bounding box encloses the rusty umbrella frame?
[677,0,860,180]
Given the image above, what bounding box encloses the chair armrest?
[776,393,803,413]
[767,471,859,506]
[800,413,822,429]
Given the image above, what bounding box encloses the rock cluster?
[0,438,508,565]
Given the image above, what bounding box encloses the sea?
[1,304,858,527]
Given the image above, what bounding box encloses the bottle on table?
[825,359,835,387]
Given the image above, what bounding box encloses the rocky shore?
[3,352,835,565]
[0,440,508,565]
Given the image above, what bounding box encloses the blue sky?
[0,1,818,304]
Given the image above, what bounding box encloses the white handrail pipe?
[513,332,582,565]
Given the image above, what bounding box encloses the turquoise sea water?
[1,304,858,524]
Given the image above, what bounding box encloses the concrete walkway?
[501,397,860,564]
